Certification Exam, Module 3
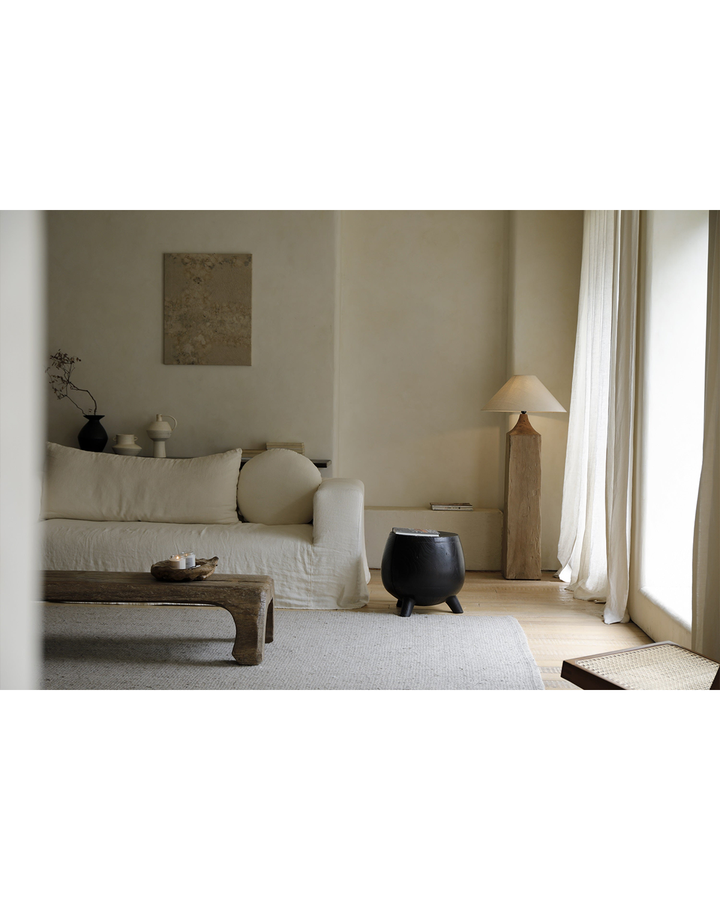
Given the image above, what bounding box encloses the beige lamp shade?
[483,375,566,413]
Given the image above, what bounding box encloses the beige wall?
[509,211,584,567]
[46,211,339,460]
[45,210,583,570]
[337,210,582,569]
[337,210,509,510]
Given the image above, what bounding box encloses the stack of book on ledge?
[430,503,473,511]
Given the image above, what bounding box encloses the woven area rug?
[43,604,544,690]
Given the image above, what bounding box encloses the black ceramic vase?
[78,414,108,452]
[381,530,466,617]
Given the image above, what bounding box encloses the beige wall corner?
[507,210,583,569]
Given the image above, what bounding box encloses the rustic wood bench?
[44,571,274,665]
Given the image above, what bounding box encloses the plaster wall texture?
[508,210,583,568]
[45,209,583,570]
[337,210,509,511]
[338,209,582,569]
[45,211,338,461]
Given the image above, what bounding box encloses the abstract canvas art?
[163,252,252,365]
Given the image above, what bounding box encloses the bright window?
[636,210,708,627]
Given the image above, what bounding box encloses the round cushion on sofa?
[237,449,322,525]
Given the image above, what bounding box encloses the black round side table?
[381,530,465,617]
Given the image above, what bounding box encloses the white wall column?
[0,211,45,689]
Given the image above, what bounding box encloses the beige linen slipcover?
[42,444,369,609]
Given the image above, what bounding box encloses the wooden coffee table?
[44,571,274,665]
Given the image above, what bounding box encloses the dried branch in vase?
[46,350,99,415]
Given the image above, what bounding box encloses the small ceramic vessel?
[112,434,142,456]
[146,414,177,458]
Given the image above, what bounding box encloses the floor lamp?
[483,375,566,580]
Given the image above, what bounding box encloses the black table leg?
[446,595,463,614]
[399,598,415,617]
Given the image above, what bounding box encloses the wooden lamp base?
[502,413,541,580]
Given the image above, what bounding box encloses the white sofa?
[42,443,370,609]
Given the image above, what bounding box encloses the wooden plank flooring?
[359,570,651,689]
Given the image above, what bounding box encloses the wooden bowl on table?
[150,556,219,582]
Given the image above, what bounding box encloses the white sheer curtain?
[692,211,720,660]
[557,210,639,625]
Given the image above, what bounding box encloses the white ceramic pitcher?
[146,414,177,458]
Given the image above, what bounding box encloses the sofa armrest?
[313,478,370,581]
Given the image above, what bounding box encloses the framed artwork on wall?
[163,252,252,365]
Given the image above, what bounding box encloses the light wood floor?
[359,570,651,689]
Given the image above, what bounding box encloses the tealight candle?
[181,551,196,568]
[168,554,185,569]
